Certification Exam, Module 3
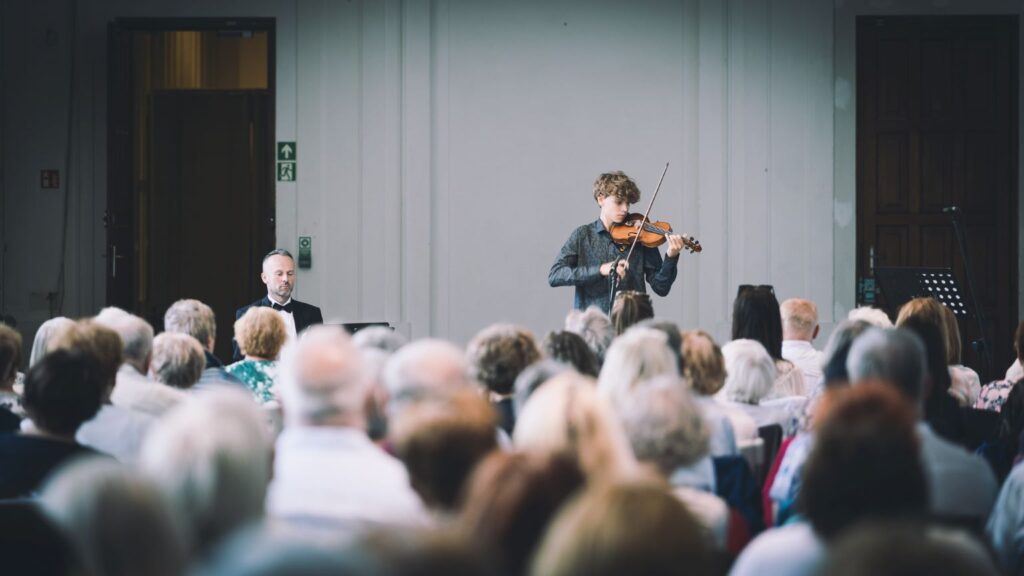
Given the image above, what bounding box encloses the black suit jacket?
[233,296,324,361]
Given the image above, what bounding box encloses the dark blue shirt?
[548,219,679,313]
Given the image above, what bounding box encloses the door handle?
[111,245,125,278]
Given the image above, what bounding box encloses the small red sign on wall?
[41,170,60,189]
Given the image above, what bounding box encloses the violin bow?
[624,162,670,264]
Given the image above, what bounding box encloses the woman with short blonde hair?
[227,307,287,404]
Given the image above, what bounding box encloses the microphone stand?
[946,206,992,379]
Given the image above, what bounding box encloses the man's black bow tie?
[271,301,295,313]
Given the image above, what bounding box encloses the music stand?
[874,267,970,319]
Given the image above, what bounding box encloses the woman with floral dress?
[227,307,287,404]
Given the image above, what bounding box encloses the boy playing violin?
[548,171,687,313]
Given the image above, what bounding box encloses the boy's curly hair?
[593,171,640,204]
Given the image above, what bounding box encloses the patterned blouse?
[226,360,279,404]
[975,378,1019,412]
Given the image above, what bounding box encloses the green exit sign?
[277,142,296,161]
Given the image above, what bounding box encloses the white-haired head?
[382,338,472,412]
[164,299,216,352]
[565,306,614,361]
[95,307,154,373]
[597,327,679,403]
[846,327,927,409]
[721,339,776,404]
[29,317,74,367]
[616,375,710,474]
[140,388,271,558]
[150,332,206,389]
[277,325,368,428]
[352,326,408,354]
[847,306,894,329]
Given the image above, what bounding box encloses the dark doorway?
[856,16,1018,379]
[107,19,275,362]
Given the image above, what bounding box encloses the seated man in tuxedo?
[235,249,323,361]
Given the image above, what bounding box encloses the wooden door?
[857,16,1018,380]
[147,91,273,362]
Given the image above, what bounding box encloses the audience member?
[353,326,408,354]
[731,383,928,576]
[141,388,271,560]
[819,319,872,388]
[389,389,498,514]
[0,324,23,431]
[827,521,998,576]
[96,307,187,417]
[780,298,824,390]
[459,451,584,576]
[597,327,678,405]
[227,306,287,404]
[987,449,1024,574]
[681,329,742,456]
[978,381,1024,482]
[938,304,981,407]
[354,528,490,576]
[49,320,156,464]
[28,316,74,367]
[268,326,426,527]
[767,319,874,524]
[616,376,729,548]
[732,285,807,399]
[847,328,997,525]
[512,358,573,416]
[541,330,600,377]
[0,350,105,498]
[514,372,636,480]
[40,457,186,576]
[164,299,242,388]
[635,318,685,374]
[383,338,473,418]
[720,339,805,437]
[150,332,206,390]
[609,290,654,335]
[895,306,965,445]
[564,306,613,363]
[976,319,1024,412]
[846,305,893,328]
[466,324,541,434]
[530,479,713,576]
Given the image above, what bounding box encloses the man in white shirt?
[847,328,997,524]
[267,325,426,528]
[780,298,825,389]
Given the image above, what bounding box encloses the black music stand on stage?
[874,267,970,319]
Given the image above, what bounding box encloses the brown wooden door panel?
[149,91,273,362]
[857,16,1018,380]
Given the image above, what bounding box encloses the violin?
[610,213,703,253]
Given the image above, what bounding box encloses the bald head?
[278,325,367,428]
[781,298,819,342]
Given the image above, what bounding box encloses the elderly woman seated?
[227,307,287,404]
[149,333,206,392]
[616,376,730,548]
[718,339,807,439]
